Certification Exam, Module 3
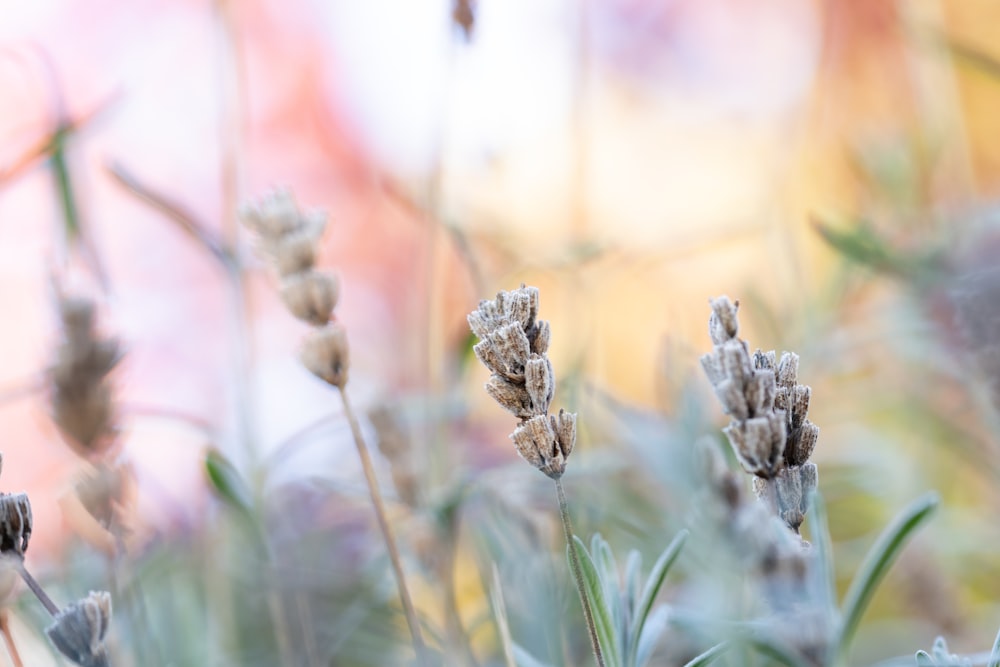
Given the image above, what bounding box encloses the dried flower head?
[701,297,820,479]
[50,295,122,457]
[301,324,350,388]
[370,405,418,507]
[701,296,821,534]
[239,189,327,269]
[469,286,575,478]
[0,492,32,557]
[46,591,112,667]
[75,464,132,531]
[279,271,339,327]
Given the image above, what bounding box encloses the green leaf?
[682,641,732,667]
[204,448,254,516]
[629,530,688,663]
[915,650,934,666]
[833,492,939,662]
[570,535,622,667]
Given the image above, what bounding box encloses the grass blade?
[833,492,939,662]
[570,536,621,666]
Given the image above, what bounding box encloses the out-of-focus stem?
[0,610,25,667]
[338,388,427,665]
[554,478,605,667]
[17,563,59,617]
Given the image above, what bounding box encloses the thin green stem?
[338,388,428,665]
[554,477,605,667]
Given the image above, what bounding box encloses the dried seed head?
[75,464,131,530]
[509,411,576,479]
[279,272,339,326]
[369,405,418,507]
[702,297,820,482]
[46,591,112,667]
[0,493,31,556]
[452,0,475,40]
[273,231,318,277]
[301,324,350,388]
[753,463,818,533]
[724,413,786,478]
[484,374,533,419]
[708,296,740,344]
[50,295,122,457]
[524,355,555,415]
[239,189,326,246]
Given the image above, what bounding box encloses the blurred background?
[2,0,1000,665]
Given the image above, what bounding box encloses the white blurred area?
[316,0,821,247]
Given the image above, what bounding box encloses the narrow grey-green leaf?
[630,530,688,662]
[490,564,517,667]
[205,448,254,515]
[570,536,622,667]
[988,622,1000,667]
[746,635,811,667]
[834,492,939,662]
[594,535,626,661]
[914,650,934,667]
[806,490,837,616]
[512,643,556,667]
[634,605,669,667]
[682,641,733,667]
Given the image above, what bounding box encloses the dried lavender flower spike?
[0,493,31,556]
[46,591,112,667]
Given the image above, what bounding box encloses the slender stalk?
[0,610,25,667]
[294,591,322,667]
[338,388,427,664]
[17,564,59,617]
[554,478,605,667]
